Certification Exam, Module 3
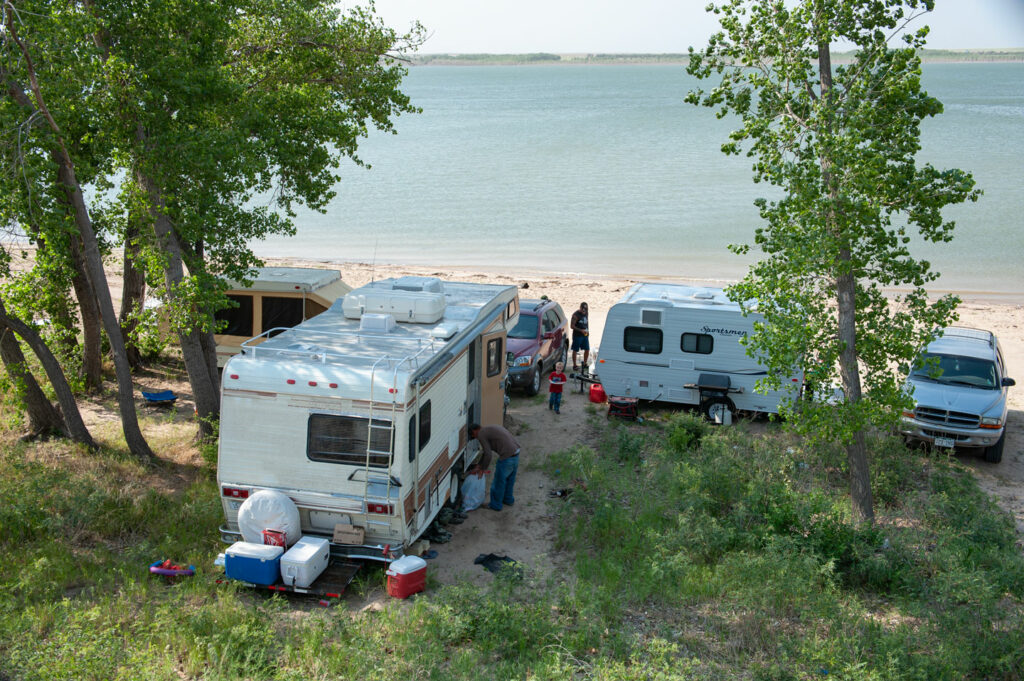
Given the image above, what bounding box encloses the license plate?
[934,436,956,449]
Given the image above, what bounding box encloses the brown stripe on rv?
[402,445,457,521]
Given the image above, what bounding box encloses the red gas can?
[589,383,607,403]
[386,556,427,599]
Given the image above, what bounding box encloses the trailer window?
[408,401,432,462]
[307,414,393,467]
[486,337,503,377]
[215,294,253,337]
[623,326,662,354]
[681,333,714,355]
[262,296,305,337]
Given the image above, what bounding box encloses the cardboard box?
[332,523,365,545]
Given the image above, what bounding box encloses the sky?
[367,0,1024,54]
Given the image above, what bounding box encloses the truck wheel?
[703,397,733,425]
[984,432,1005,463]
[525,365,541,396]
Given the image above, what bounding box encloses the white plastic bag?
[461,472,487,512]
[237,490,302,547]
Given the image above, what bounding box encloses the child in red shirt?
[548,361,567,414]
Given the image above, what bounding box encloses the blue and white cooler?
[225,541,284,585]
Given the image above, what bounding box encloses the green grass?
[1,409,1022,680]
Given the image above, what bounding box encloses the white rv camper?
[214,267,352,367]
[595,283,800,421]
[217,277,519,561]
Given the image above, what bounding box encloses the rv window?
[641,309,662,325]
[419,401,431,451]
[506,299,518,322]
[262,296,305,337]
[623,326,663,354]
[307,414,392,467]
[406,402,432,462]
[215,294,253,337]
[681,333,714,355]
[487,337,503,377]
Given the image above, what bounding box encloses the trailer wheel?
[703,397,734,425]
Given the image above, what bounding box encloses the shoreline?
[268,256,1024,306]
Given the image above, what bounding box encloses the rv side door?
[480,330,506,426]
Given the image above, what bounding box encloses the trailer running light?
[286,379,296,384]
[222,487,249,499]
[229,374,239,379]
[366,503,393,514]
[329,383,338,389]
[308,381,317,386]
[388,388,397,394]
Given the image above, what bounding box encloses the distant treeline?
[409,49,1024,66]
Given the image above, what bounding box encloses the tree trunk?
[119,225,146,368]
[68,234,104,390]
[135,168,220,438]
[818,33,874,525]
[0,297,95,447]
[0,324,65,437]
[836,266,875,525]
[2,18,153,461]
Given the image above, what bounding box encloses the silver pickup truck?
[900,327,1015,463]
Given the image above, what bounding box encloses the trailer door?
[480,330,506,425]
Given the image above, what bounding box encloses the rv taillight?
[366,503,393,515]
[286,379,296,384]
[222,487,249,499]
[308,381,317,386]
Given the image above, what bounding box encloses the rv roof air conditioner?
[341,278,447,324]
[360,313,396,334]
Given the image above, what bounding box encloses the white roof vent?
[360,313,397,333]
[430,322,459,340]
[692,290,715,300]
[393,276,445,293]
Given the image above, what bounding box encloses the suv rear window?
[509,314,539,339]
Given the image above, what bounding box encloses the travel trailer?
[217,276,519,561]
[214,267,352,367]
[595,283,800,422]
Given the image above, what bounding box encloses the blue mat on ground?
[142,390,177,404]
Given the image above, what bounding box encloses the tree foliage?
[687,0,979,522]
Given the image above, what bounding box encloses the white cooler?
[280,536,331,588]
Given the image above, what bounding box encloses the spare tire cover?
[237,490,301,546]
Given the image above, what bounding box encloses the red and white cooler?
[386,555,427,598]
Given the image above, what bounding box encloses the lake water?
[253,63,1024,296]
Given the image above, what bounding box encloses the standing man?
[469,423,521,511]
[570,302,590,372]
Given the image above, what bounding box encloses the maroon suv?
[506,298,569,395]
